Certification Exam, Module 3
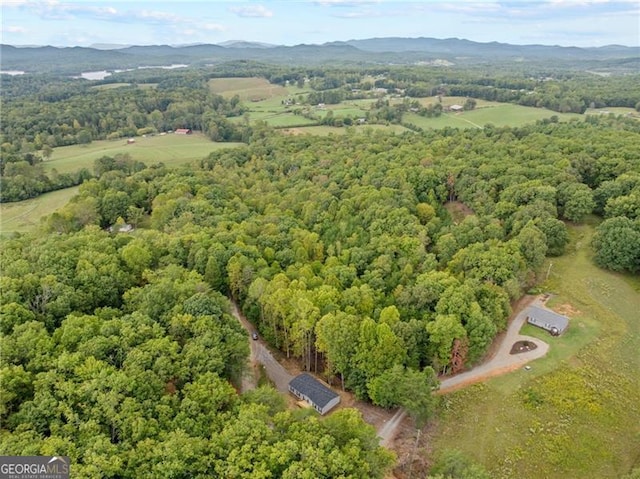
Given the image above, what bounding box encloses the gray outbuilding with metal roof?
[288,373,340,415]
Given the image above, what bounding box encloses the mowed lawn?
[0,186,79,234]
[43,133,244,175]
[430,222,640,478]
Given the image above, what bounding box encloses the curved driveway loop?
[438,297,551,394]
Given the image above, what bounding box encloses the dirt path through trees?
[230,300,294,393]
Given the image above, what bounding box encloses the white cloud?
[330,8,385,18]
[547,0,621,5]
[4,2,191,25]
[136,10,184,24]
[427,2,501,15]
[1,25,28,33]
[315,0,380,6]
[203,23,226,32]
[229,4,273,18]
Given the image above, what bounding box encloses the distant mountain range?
[1,37,638,74]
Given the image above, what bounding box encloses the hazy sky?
[1,1,639,48]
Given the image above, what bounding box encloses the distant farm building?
[288,373,340,415]
[127,138,135,144]
[526,305,569,336]
[449,104,464,112]
[175,128,192,135]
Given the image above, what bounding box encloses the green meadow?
[208,78,585,133]
[43,133,243,175]
[3,134,242,235]
[208,77,296,101]
[431,222,640,478]
[0,186,80,235]
[405,104,580,129]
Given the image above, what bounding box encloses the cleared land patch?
[43,133,243,175]
[405,104,580,129]
[208,77,287,101]
[1,186,79,234]
[280,124,410,136]
[429,223,640,478]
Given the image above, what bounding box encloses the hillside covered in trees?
[2,114,640,475]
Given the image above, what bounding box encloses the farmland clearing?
[0,186,79,235]
[43,133,243,175]
[209,78,588,133]
[427,222,640,478]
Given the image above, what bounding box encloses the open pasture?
[280,124,410,136]
[208,77,289,101]
[585,106,640,119]
[413,95,504,109]
[405,104,580,129]
[1,186,79,234]
[43,133,243,175]
[430,223,640,478]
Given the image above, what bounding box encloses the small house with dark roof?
[526,305,569,336]
[288,373,340,415]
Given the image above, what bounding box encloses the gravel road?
[230,300,294,394]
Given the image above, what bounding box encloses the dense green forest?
[2,56,640,477]
[2,114,639,475]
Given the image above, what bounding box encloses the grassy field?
[231,111,318,128]
[0,186,79,235]
[43,133,243,175]
[413,96,504,109]
[208,77,289,101]
[3,134,243,235]
[405,104,580,130]
[430,222,640,478]
[585,107,640,119]
[210,78,585,133]
[208,77,324,128]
